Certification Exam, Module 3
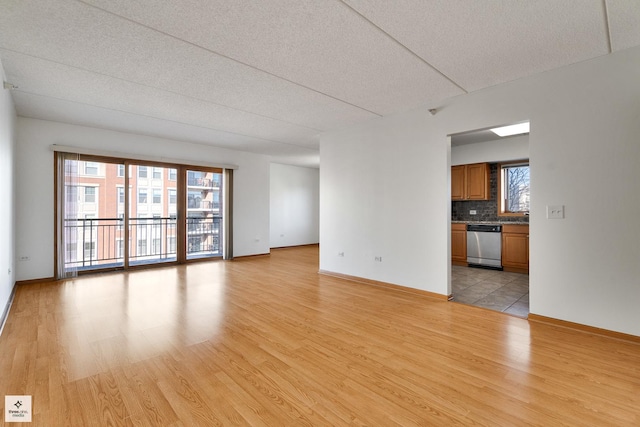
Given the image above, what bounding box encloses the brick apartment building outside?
[65,160,221,272]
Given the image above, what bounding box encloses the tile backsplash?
[451,163,529,223]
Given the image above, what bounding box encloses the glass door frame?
[55,152,226,277]
[185,167,224,261]
[125,160,181,269]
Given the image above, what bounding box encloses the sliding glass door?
[128,164,178,266]
[59,157,126,273]
[56,154,226,277]
[186,169,223,260]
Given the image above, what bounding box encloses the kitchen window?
[499,161,530,215]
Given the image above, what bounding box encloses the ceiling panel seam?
[337,0,468,94]
[602,0,613,53]
[0,47,323,132]
[74,0,383,118]
[16,90,319,151]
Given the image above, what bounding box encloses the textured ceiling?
[1,0,639,167]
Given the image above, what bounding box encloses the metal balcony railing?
[186,216,221,259]
[63,217,125,269]
[63,216,222,271]
[187,177,221,188]
[187,199,221,210]
[128,217,177,263]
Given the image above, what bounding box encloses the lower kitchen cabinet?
[451,223,467,266]
[502,224,529,273]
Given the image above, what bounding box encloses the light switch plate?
[547,205,564,219]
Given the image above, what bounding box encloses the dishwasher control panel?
[467,224,502,233]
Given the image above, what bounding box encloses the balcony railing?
[129,217,177,264]
[187,198,221,210]
[63,218,124,269]
[187,177,221,188]
[186,216,221,259]
[63,216,221,271]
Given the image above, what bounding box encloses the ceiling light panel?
[490,122,530,137]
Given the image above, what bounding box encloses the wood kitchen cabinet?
[502,224,529,273]
[451,165,466,200]
[451,223,467,266]
[451,163,490,201]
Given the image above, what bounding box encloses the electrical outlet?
[546,205,565,219]
[19,256,30,261]
[375,256,382,262]
[470,210,477,215]
[337,252,344,257]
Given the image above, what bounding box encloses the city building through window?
[55,154,226,277]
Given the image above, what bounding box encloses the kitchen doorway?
[448,123,530,317]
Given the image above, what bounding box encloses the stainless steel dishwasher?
[467,224,502,269]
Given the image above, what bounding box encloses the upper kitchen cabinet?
[451,163,490,201]
[451,165,466,199]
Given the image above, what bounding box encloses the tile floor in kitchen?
[451,265,529,317]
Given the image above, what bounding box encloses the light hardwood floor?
[1,245,639,426]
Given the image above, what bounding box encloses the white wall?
[451,134,529,165]
[320,45,640,336]
[270,163,319,248]
[321,108,446,289]
[15,118,271,281]
[0,62,16,317]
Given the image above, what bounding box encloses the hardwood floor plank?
[70,379,101,427]
[215,370,280,427]
[87,371,131,426]
[182,352,249,426]
[1,246,639,425]
[33,356,50,418]
[146,354,223,426]
[207,342,319,426]
[119,362,181,426]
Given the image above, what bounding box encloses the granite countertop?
[452,220,529,225]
